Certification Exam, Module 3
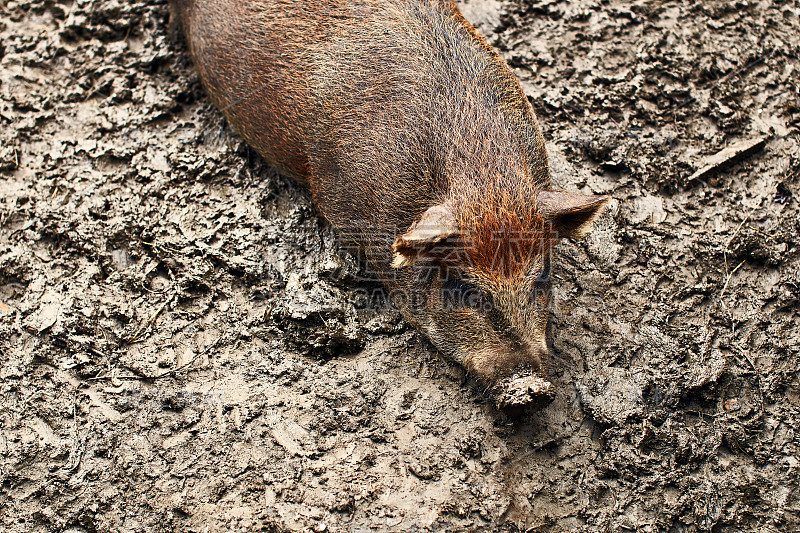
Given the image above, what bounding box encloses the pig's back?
[173,0,547,230]
[172,0,345,181]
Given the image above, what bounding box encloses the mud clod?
[493,374,555,414]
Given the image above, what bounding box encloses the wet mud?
[1,0,799,531]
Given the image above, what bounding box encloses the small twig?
[60,392,83,475]
[87,346,107,358]
[719,259,746,300]
[126,297,172,344]
[688,136,768,185]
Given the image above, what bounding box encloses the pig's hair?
[456,182,555,281]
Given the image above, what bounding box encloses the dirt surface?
[2,0,799,531]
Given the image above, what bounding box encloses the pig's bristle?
[456,185,555,280]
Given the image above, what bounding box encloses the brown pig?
[170,0,610,411]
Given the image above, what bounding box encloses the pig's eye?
[441,278,486,311]
[534,257,551,286]
[532,257,552,301]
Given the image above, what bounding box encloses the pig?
[170,0,610,412]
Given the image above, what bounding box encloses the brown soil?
[1,0,799,531]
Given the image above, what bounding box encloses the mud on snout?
[491,372,555,414]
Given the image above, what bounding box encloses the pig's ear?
[537,190,611,239]
[392,204,459,268]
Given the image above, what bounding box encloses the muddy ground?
[1,0,799,531]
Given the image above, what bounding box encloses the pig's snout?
[467,338,554,413]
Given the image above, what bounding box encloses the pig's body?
[172,0,609,411]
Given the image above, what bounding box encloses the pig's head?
[391,188,610,412]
